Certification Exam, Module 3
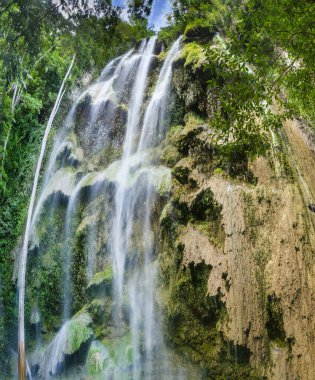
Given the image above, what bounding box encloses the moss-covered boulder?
[184,23,216,42]
[65,313,93,355]
[87,267,113,298]
[37,313,93,378]
[174,114,208,156]
[86,340,110,376]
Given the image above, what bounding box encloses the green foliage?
[88,267,113,289]
[171,0,229,39]
[161,0,314,159]
[204,41,283,158]
[0,0,313,376]
[191,188,222,221]
[27,206,67,334]
[227,0,315,125]
[127,0,153,20]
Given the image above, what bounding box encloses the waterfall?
[22,37,184,379]
[112,36,157,304]
[138,36,182,152]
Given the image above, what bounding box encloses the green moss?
[86,340,110,376]
[86,143,122,171]
[27,207,66,335]
[86,299,112,339]
[157,49,169,62]
[266,295,286,344]
[194,221,225,249]
[85,335,134,379]
[277,151,295,181]
[65,313,94,355]
[160,145,181,167]
[88,267,113,288]
[159,239,258,377]
[172,166,190,185]
[159,183,261,377]
[181,42,206,70]
[213,167,224,175]
[243,192,262,243]
[183,6,224,42]
[175,114,206,155]
[72,228,88,313]
[191,188,222,222]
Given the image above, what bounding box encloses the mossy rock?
[109,335,134,366]
[85,335,134,379]
[87,299,112,338]
[65,313,93,355]
[160,145,181,167]
[172,165,190,185]
[88,267,113,287]
[56,133,84,169]
[184,23,216,42]
[86,340,110,375]
[175,114,207,155]
[181,42,207,71]
[74,93,92,128]
[266,294,286,343]
[191,188,222,221]
[87,267,113,297]
[38,313,93,378]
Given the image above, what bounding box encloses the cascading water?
[19,37,189,379]
[109,36,182,379]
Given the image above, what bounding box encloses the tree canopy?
[160,0,315,157]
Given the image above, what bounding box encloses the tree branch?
[0,0,16,16]
[268,57,299,95]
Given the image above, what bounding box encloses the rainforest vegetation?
[0,0,314,378]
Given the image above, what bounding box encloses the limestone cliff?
[156,58,315,379]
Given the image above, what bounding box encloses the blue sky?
[112,0,172,30]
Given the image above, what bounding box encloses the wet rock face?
[172,63,217,119]
[157,98,315,379]
[74,96,128,157]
